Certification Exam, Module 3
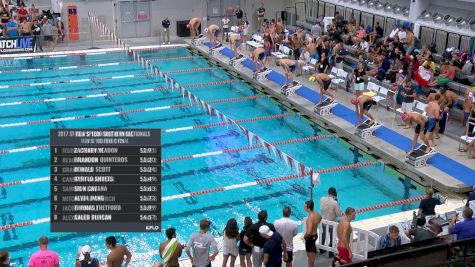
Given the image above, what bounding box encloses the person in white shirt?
[274,206,298,267]
[319,187,342,258]
[221,14,230,43]
[398,27,407,43]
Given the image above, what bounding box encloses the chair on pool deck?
[330,69,348,90]
[372,86,390,111]
[246,34,264,50]
[395,100,427,121]
[272,44,293,59]
[303,58,317,74]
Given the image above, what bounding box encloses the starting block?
[230,54,246,68]
[210,43,225,56]
[355,119,382,139]
[314,98,337,116]
[406,145,437,168]
[281,81,302,96]
[191,34,207,46]
[253,67,272,81]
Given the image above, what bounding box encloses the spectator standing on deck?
[105,236,132,267]
[186,219,218,267]
[159,227,183,267]
[28,236,60,267]
[161,16,170,44]
[235,6,243,26]
[257,3,265,30]
[449,207,475,240]
[319,187,341,258]
[221,14,230,43]
[418,187,445,216]
[222,218,239,267]
[274,206,298,267]
[75,245,99,267]
[243,210,276,267]
[238,217,253,267]
[0,250,10,267]
[31,18,43,51]
[260,225,288,267]
[337,208,356,264]
[304,200,322,267]
[6,18,18,37]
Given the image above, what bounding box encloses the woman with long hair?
[222,218,240,267]
[238,217,253,267]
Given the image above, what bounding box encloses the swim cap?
[401,113,410,121]
[308,76,316,82]
[351,98,359,104]
[363,91,376,97]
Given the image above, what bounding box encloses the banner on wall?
[0,36,37,54]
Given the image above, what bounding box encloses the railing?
[302,218,381,260]
[344,236,475,267]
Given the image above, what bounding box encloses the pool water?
[0,47,423,266]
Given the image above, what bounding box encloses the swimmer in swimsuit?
[351,94,376,126]
[401,112,432,154]
[229,32,243,59]
[250,48,266,73]
[304,200,321,267]
[310,73,334,105]
[277,58,302,87]
[337,208,356,264]
[187,17,202,39]
[206,24,220,46]
[425,94,442,148]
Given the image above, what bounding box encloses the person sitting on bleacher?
[449,207,475,240]
[462,88,475,126]
[428,59,456,87]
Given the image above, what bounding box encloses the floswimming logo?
[0,37,36,53]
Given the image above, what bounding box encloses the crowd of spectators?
[0,0,64,51]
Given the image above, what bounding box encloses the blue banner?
[0,36,37,54]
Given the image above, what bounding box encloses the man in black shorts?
[401,112,432,154]
[304,200,321,267]
[351,94,376,125]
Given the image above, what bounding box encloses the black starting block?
[281,81,302,96]
[230,54,246,67]
[314,98,337,116]
[191,34,206,45]
[253,67,272,81]
[406,145,437,168]
[210,43,225,56]
[355,119,382,139]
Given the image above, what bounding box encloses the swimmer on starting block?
[277,58,302,87]
[401,112,434,154]
[187,17,202,39]
[206,24,221,46]
[351,92,377,126]
[229,32,243,59]
[250,48,267,73]
[309,73,334,105]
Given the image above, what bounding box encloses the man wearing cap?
[76,245,99,267]
[243,210,276,267]
[319,187,341,257]
[259,225,288,267]
[28,236,60,267]
[351,94,376,126]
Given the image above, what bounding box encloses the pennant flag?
[264,142,271,155]
[276,149,283,160]
[299,162,306,175]
[286,155,294,169]
[312,171,320,185]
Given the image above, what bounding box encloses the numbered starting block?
[253,67,272,81]
[406,145,437,168]
[281,81,302,96]
[314,98,337,116]
[230,54,246,68]
[210,43,225,56]
[355,119,382,139]
[191,34,207,46]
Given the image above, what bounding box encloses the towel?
[161,238,178,266]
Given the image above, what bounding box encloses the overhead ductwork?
[444,15,456,26]
[470,18,475,31]
[367,0,375,8]
[402,7,409,16]
[456,17,467,28]
[433,13,444,23]
[384,3,393,12]
[421,10,432,21]
[375,1,384,10]
[393,5,402,14]
[359,0,368,5]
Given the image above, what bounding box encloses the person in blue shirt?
[449,207,475,241]
[378,225,402,249]
[466,185,475,207]
[6,18,19,37]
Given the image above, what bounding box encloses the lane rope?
[0,113,290,156]
[0,79,238,107]
[163,135,331,162]
[0,94,266,128]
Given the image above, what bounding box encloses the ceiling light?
[444,15,456,26]
[402,7,409,16]
[433,13,444,23]
[469,18,475,31]
[384,3,393,12]
[359,0,367,5]
[421,10,432,21]
[393,5,402,14]
[456,17,467,28]
[367,0,375,8]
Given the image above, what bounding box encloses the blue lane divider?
[201,42,475,185]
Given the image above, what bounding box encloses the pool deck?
[188,41,474,194]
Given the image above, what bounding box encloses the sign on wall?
[0,36,37,54]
